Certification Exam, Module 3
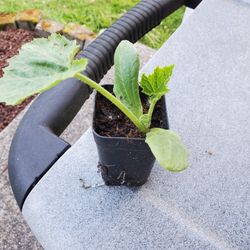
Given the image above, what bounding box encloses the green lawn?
[0,0,184,48]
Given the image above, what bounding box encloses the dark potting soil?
[0,28,35,132]
[94,89,165,138]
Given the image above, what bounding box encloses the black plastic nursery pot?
[93,85,169,186]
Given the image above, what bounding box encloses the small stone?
[0,13,16,30]
[63,23,96,49]
[35,19,64,38]
[16,9,43,30]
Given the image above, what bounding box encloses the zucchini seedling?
[0,34,188,172]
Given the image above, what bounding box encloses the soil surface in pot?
[94,89,165,138]
[0,28,35,132]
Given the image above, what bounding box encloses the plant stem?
[147,98,158,127]
[75,72,148,133]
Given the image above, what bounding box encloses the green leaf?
[140,65,174,101]
[114,40,142,118]
[0,33,87,105]
[146,128,188,172]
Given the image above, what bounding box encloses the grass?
[0,0,184,48]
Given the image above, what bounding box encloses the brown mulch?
[0,28,35,132]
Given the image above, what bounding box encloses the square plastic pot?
[93,85,169,186]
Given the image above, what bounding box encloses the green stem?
[147,98,158,127]
[75,72,148,133]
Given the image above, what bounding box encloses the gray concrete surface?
[0,174,42,249]
[22,0,250,249]
[0,43,155,249]
[24,129,220,250]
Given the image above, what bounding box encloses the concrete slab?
[23,129,233,250]
[0,173,42,250]
[22,0,250,249]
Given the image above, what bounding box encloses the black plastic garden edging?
[8,0,202,209]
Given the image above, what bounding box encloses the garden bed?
[0,28,35,132]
